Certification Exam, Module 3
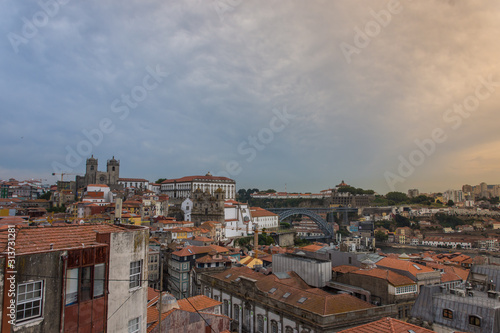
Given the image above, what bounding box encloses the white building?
[224,200,254,238]
[160,173,236,200]
[250,207,279,230]
[181,197,193,221]
[106,224,149,333]
[118,178,150,190]
[82,184,113,206]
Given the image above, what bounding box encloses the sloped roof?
[376,257,434,277]
[0,224,131,254]
[352,268,415,286]
[338,317,435,333]
[211,266,374,316]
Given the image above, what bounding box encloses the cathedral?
[76,156,122,190]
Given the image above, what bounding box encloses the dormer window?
[443,309,453,319]
[469,315,481,327]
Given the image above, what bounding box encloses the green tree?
[394,214,411,228]
[447,200,455,207]
[39,191,52,200]
[155,178,167,184]
[337,227,351,237]
[375,230,388,242]
[386,191,409,203]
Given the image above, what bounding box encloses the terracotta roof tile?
[338,317,435,333]
[0,224,130,255]
[211,266,374,316]
[351,268,415,286]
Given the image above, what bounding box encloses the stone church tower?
[190,187,225,226]
[76,156,121,190]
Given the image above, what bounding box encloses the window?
[128,317,140,333]
[80,266,92,301]
[130,261,142,289]
[257,315,264,332]
[443,309,453,319]
[223,300,229,315]
[16,281,44,323]
[469,315,481,327]
[94,263,105,297]
[271,320,278,333]
[66,268,79,305]
[396,285,417,295]
[234,304,240,321]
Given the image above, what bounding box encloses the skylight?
[298,297,307,304]
[282,292,291,299]
[412,264,422,270]
[225,273,232,279]
[235,277,241,282]
[269,288,277,294]
[188,249,193,254]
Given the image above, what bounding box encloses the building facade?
[160,173,236,200]
[76,156,122,191]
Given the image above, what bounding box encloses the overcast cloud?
[1,0,499,194]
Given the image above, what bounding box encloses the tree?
[155,178,167,184]
[386,191,409,204]
[337,227,350,237]
[447,200,455,207]
[39,191,52,200]
[375,230,388,242]
[394,214,411,228]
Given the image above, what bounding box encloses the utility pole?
[159,251,163,331]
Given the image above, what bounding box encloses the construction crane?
[51,172,80,182]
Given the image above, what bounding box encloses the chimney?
[157,292,179,313]
[254,226,259,259]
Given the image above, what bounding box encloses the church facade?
[76,156,122,191]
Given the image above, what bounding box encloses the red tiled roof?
[376,257,434,276]
[0,224,130,254]
[338,317,435,333]
[177,295,221,312]
[250,207,278,217]
[332,265,359,274]
[212,266,374,315]
[118,178,149,182]
[161,175,234,183]
[351,268,415,286]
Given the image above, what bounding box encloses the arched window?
[257,315,264,333]
[443,308,453,319]
[469,315,481,327]
[271,320,278,333]
[285,327,294,333]
[233,304,240,321]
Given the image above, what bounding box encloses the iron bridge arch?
[278,208,333,238]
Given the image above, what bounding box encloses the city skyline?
[2,1,500,195]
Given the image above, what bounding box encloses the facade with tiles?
[199,266,399,333]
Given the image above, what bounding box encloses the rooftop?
[0,224,136,254]
[338,317,435,333]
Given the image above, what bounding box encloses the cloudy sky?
[1,0,500,194]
